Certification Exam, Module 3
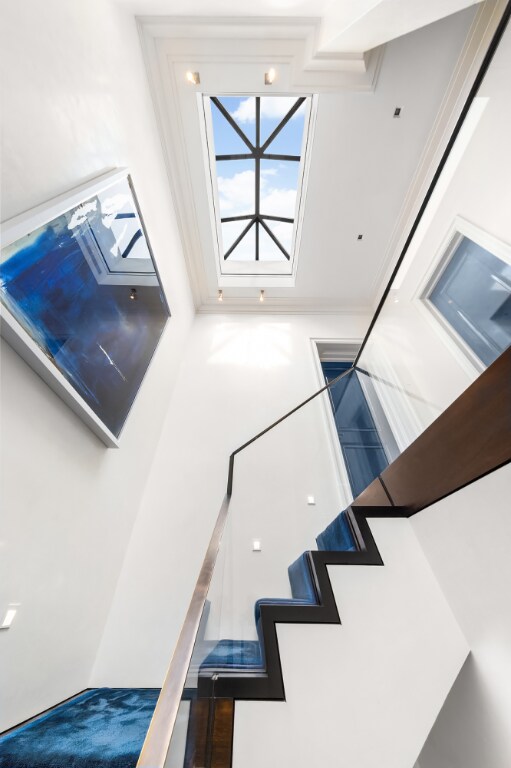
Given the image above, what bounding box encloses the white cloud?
[217,169,255,216]
[260,188,296,219]
[217,168,297,258]
[231,97,305,124]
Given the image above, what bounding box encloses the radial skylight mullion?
[260,214,294,224]
[221,214,254,223]
[208,94,310,267]
[216,153,253,161]
[259,218,290,260]
[224,217,256,260]
[260,97,306,153]
[261,153,300,162]
[211,97,255,152]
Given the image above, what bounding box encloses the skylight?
[204,95,313,277]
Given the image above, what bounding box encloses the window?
[322,362,391,498]
[426,234,511,367]
[204,95,314,278]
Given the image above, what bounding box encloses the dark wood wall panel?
[355,347,511,514]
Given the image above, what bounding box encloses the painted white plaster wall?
[233,517,469,768]
[412,465,511,768]
[91,313,368,685]
[357,17,511,451]
[0,0,194,730]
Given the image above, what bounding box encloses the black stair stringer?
[199,505,409,701]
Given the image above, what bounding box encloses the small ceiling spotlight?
[264,68,276,86]
[259,289,265,302]
[186,71,200,85]
[393,107,402,118]
[218,289,223,302]
[129,288,138,301]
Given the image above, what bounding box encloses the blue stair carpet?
[316,510,357,552]
[200,552,319,672]
[199,639,263,670]
[0,688,159,768]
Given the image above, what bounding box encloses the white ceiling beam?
[317,0,483,53]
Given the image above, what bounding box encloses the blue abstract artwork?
[0,174,169,438]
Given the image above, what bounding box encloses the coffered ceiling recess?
[138,3,491,313]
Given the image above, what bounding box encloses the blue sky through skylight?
[209,95,308,263]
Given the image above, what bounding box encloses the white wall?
[234,517,469,768]
[91,313,368,684]
[0,0,194,730]
[412,464,511,768]
[357,16,511,451]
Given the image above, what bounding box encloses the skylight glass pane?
[221,219,252,254]
[207,95,311,269]
[216,96,256,146]
[264,104,306,156]
[259,225,288,261]
[227,221,256,261]
[211,101,252,155]
[216,160,255,219]
[260,159,300,220]
[260,97,302,146]
[264,220,294,254]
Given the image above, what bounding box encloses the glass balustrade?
[139,8,511,765]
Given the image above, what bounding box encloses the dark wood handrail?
[227,365,355,495]
[353,1,511,368]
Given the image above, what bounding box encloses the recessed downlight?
[264,68,276,85]
[186,71,200,85]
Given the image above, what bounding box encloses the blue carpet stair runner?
[316,509,357,552]
[0,688,159,768]
[201,511,357,672]
[200,552,318,672]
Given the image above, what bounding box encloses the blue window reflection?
[322,363,389,499]
[429,236,511,367]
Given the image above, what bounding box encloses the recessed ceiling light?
[264,68,276,85]
[186,71,200,85]
[357,234,363,240]
[394,107,402,118]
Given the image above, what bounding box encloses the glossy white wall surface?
[233,518,469,768]
[91,313,368,685]
[0,0,194,730]
[413,464,511,768]
[357,15,511,452]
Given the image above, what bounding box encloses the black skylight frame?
[211,96,306,261]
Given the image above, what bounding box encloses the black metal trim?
[260,214,294,224]
[260,97,306,153]
[223,218,255,260]
[213,95,307,261]
[198,505,408,700]
[210,98,254,152]
[220,214,253,223]
[259,217,290,260]
[353,1,511,368]
[227,366,355,496]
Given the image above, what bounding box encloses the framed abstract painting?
[0,169,170,446]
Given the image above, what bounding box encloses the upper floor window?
[426,234,511,367]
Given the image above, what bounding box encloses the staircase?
[189,506,469,767]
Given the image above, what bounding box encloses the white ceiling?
[137,2,483,313]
